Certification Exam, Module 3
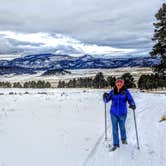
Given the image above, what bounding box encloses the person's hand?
[103,93,109,102]
[129,105,136,110]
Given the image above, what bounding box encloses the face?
[116,80,124,89]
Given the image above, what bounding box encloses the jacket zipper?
[118,94,119,115]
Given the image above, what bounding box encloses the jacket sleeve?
[104,90,113,103]
[126,89,136,106]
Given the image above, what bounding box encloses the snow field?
[0,89,165,166]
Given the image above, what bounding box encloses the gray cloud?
[0,0,164,55]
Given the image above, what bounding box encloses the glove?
[129,105,136,110]
[103,93,109,102]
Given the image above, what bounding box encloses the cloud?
[0,0,164,57]
[0,31,137,58]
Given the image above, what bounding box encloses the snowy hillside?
[0,54,160,73]
[0,89,165,166]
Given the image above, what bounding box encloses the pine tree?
[13,82,22,88]
[31,81,37,88]
[45,82,51,88]
[93,72,107,88]
[61,81,66,88]
[107,76,116,88]
[23,82,30,88]
[58,81,62,88]
[150,3,166,75]
[122,73,135,88]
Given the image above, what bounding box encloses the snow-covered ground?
[0,88,165,166]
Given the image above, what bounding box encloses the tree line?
[138,74,166,90]
[0,81,51,88]
[58,72,166,90]
[0,72,166,90]
[58,72,136,89]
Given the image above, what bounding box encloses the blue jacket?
[104,87,136,116]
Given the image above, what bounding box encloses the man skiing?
[103,77,136,151]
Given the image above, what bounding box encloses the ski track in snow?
[85,92,166,166]
[0,89,165,166]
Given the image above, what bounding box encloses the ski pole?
[133,108,140,150]
[104,102,107,141]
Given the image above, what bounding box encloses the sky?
[0,0,164,59]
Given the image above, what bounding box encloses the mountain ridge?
[0,53,160,75]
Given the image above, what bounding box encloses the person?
[103,77,136,151]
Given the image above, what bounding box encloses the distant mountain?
[42,68,71,76]
[0,53,160,75]
[0,66,35,75]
